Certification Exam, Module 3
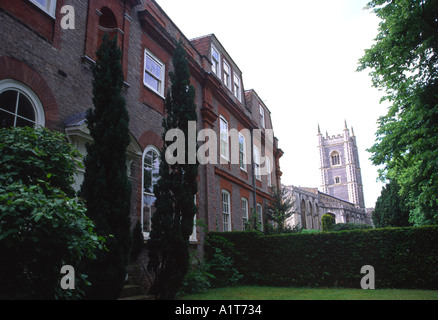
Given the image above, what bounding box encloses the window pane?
[0,110,14,128]
[220,118,228,158]
[145,74,159,91]
[17,93,36,122]
[144,150,159,194]
[15,117,35,128]
[0,90,18,114]
[35,0,48,7]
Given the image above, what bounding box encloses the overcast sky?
[155,0,388,208]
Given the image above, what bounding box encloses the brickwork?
[0,0,283,256]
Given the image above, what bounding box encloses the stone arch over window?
[327,212,336,224]
[330,151,341,166]
[0,79,45,128]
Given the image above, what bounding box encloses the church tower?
[318,121,365,208]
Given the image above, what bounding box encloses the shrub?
[179,253,213,296]
[130,220,144,263]
[321,214,335,231]
[0,126,81,196]
[0,182,104,299]
[205,226,438,289]
[0,127,104,299]
[331,223,374,231]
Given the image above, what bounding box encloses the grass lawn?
[179,286,438,300]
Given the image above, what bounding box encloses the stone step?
[119,284,145,299]
[118,294,155,301]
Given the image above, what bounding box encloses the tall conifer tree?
[147,40,198,300]
[80,34,132,299]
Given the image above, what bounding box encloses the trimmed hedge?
[205,226,438,289]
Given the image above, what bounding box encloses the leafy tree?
[264,186,294,234]
[147,40,198,300]
[79,34,132,299]
[358,0,438,225]
[0,127,103,299]
[372,179,412,228]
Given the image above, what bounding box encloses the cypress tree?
[80,34,132,299]
[147,40,198,300]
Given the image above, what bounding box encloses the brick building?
[0,0,283,251]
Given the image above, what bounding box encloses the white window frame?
[144,49,165,98]
[266,156,272,186]
[220,116,229,161]
[141,145,160,238]
[190,195,198,242]
[233,73,241,102]
[254,146,261,181]
[223,60,231,90]
[0,79,45,128]
[335,176,341,184]
[241,197,249,230]
[259,105,265,129]
[239,133,246,171]
[256,203,263,231]
[222,190,231,232]
[211,45,220,77]
[29,0,57,18]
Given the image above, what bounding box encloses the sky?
[155,0,388,208]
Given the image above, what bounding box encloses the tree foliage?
[372,179,412,228]
[0,127,103,299]
[322,214,335,232]
[147,40,198,300]
[358,0,438,225]
[264,186,294,234]
[79,34,132,299]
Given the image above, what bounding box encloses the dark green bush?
[205,226,438,289]
[0,127,103,299]
[331,223,374,231]
[321,214,335,231]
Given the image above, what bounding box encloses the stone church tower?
[318,121,365,209]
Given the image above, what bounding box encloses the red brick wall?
[0,56,59,128]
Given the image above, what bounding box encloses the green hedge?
[205,226,438,289]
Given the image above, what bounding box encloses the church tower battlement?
[318,121,365,209]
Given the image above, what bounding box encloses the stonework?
[284,122,371,230]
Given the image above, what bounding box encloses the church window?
[142,146,160,237]
[331,151,341,166]
[0,80,45,128]
[335,176,341,184]
[222,190,231,232]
